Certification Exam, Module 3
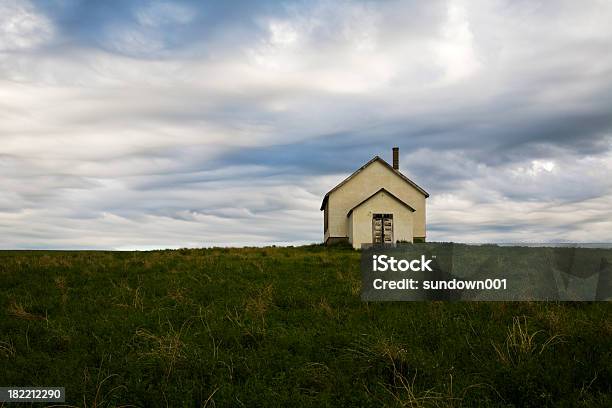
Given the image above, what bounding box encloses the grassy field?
[0,245,610,407]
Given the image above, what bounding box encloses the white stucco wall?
[348,190,414,249]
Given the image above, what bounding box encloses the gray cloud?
[1,0,612,248]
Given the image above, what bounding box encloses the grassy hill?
[0,246,610,407]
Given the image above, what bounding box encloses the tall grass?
[0,246,610,406]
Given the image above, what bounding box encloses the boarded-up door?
[372,214,393,244]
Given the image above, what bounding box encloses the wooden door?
[372,214,393,244]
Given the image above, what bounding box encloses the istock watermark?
[372,254,433,272]
[361,243,612,301]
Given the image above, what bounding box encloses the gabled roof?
[347,188,415,217]
[320,156,429,210]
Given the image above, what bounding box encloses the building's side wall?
[327,160,426,240]
[323,201,330,243]
[349,192,414,249]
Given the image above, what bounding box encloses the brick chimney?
[392,147,399,170]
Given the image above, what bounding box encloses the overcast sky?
[1,0,611,249]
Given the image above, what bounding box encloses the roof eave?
[346,188,416,217]
[320,194,328,211]
[320,155,429,211]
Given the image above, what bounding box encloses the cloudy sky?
[1,0,612,249]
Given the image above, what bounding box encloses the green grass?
[0,245,610,407]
